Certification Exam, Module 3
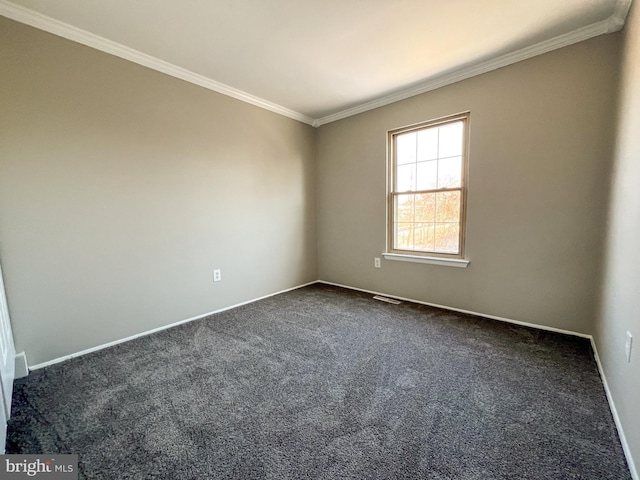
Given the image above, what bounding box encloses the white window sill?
[382,253,470,268]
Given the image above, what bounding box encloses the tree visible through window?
[388,113,468,257]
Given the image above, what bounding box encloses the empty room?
[0,0,638,478]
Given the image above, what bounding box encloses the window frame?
[387,112,470,260]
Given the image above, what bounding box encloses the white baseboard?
[590,339,638,480]
[14,351,28,379]
[28,281,317,370]
[318,280,590,338]
[318,280,637,478]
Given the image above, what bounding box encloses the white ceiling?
[0,0,632,125]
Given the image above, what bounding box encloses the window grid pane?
[416,160,437,191]
[396,164,416,192]
[396,132,417,165]
[437,156,462,189]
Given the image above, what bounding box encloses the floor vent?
[373,295,401,305]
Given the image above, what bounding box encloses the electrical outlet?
[213,269,221,282]
[625,331,633,363]
[374,257,381,268]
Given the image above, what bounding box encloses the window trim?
[381,252,470,268]
[386,112,470,261]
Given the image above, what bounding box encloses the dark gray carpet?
[6,283,632,479]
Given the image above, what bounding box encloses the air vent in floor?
[373,295,401,305]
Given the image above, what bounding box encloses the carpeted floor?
[6,283,632,479]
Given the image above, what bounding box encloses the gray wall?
[0,18,317,365]
[316,34,620,334]
[597,2,640,474]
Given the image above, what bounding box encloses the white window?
[388,112,469,258]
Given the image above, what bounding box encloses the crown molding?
[313,17,630,127]
[1,0,631,129]
[608,0,633,32]
[0,0,315,126]
[313,15,626,127]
